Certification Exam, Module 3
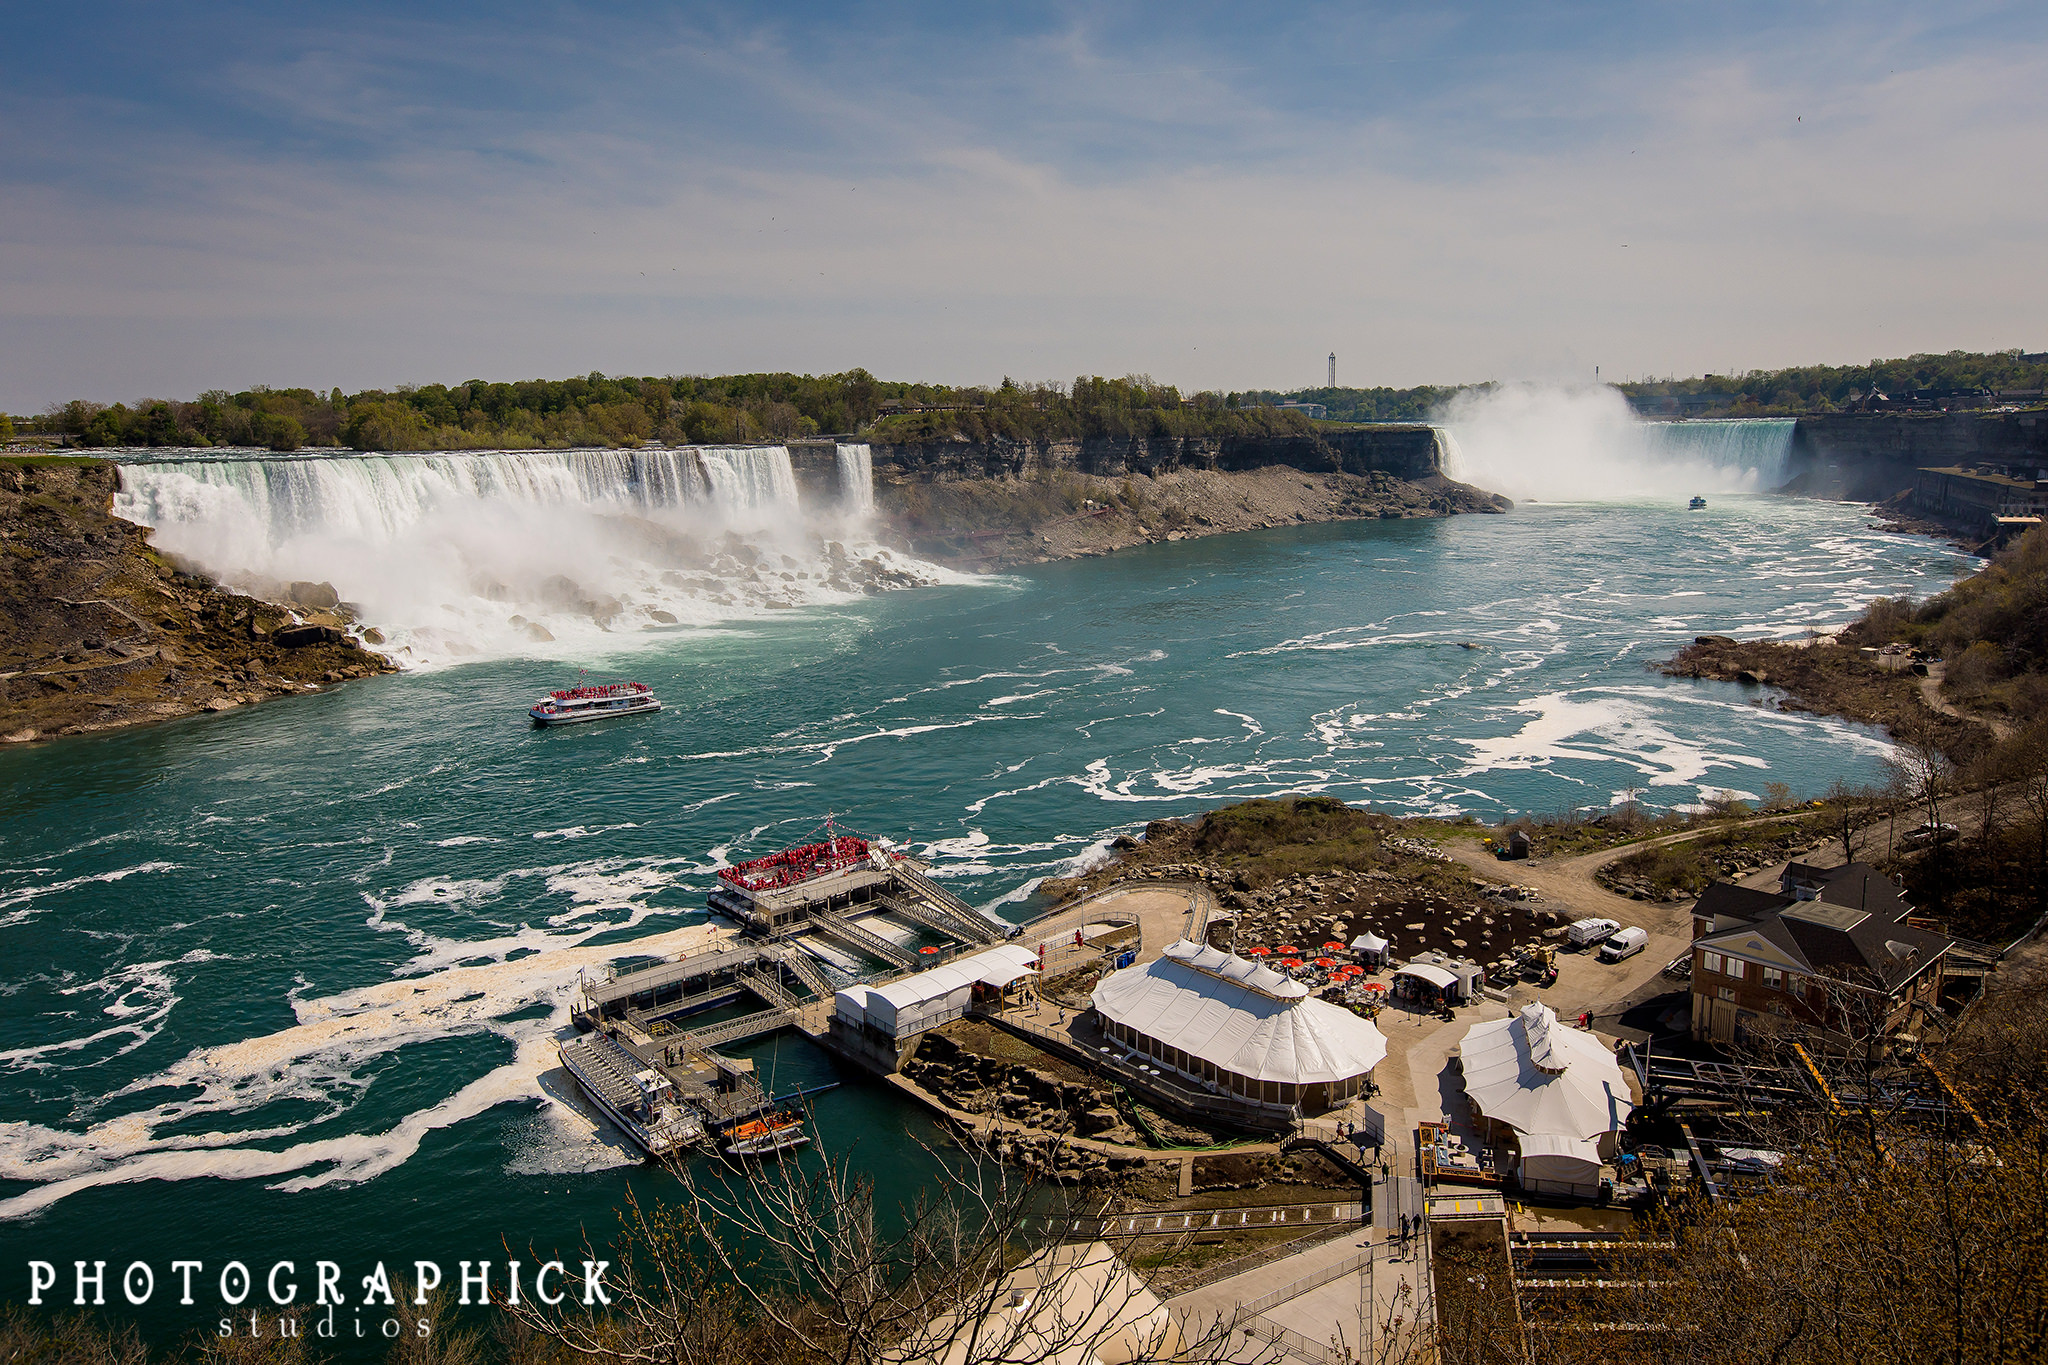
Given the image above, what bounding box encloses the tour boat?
[1688,496,1708,510]
[721,1108,811,1158]
[529,681,661,726]
[558,1031,703,1159]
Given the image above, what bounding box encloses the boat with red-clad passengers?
[528,680,662,726]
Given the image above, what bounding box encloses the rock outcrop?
[0,457,395,743]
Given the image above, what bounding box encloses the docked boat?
[530,681,661,726]
[558,1031,704,1159]
[721,1108,810,1158]
[1688,496,1708,510]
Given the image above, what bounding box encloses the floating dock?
[565,824,1019,1158]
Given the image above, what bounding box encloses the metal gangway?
[891,864,1006,943]
[874,890,1005,948]
[775,947,836,1000]
[811,910,917,970]
[678,1007,798,1050]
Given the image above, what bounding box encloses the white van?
[1565,917,1621,948]
[1598,926,1649,962]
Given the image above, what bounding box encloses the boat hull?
[723,1129,812,1158]
[557,1037,700,1159]
[530,699,663,726]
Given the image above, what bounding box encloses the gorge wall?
[786,425,1442,496]
[1786,411,2048,500]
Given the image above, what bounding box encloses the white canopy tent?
[1457,1003,1633,1155]
[1092,940,1387,1112]
[838,945,1043,1040]
[1516,1133,1602,1199]
[1350,932,1389,959]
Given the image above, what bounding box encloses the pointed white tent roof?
[1091,940,1387,1085]
[1457,1003,1633,1140]
[1351,932,1389,953]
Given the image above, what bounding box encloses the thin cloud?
[1,1,2044,408]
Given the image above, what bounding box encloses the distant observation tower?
[1328,353,1336,387]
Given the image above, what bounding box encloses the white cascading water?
[112,446,943,668]
[835,443,875,515]
[1435,382,1795,502]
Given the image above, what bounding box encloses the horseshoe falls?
[1439,383,1796,502]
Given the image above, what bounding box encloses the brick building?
[1689,863,1952,1048]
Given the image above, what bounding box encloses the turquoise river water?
[0,489,1971,1343]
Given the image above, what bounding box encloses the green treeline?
[1611,348,2048,415]
[16,348,2047,453]
[1243,384,1459,423]
[21,372,1311,453]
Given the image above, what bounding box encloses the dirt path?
[1917,663,2014,740]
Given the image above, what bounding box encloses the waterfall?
[835,443,875,515]
[1435,383,1797,502]
[1642,420,1795,486]
[112,446,944,668]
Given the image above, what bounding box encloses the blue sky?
[3,1,2045,408]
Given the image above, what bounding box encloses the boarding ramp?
[811,911,917,970]
[874,890,1006,947]
[892,864,1007,943]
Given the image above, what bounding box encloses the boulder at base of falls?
[275,624,345,648]
[287,581,340,609]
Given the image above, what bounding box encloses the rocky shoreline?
[0,458,393,744]
[1661,633,1986,761]
[877,465,1511,569]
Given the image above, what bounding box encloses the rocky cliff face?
[0,458,393,743]
[877,464,1510,569]
[866,426,1442,483]
[1787,412,2048,499]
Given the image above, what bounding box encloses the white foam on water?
[0,950,229,1072]
[1450,690,1770,787]
[0,860,180,930]
[0,920,737,1221]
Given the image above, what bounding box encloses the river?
[0,476,1970,1344]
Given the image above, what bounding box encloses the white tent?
[834,985,875,1029]
[1350,932,1389,956]
[1396,962,1458,991]
[1457,1003,1633,1147]
[968,943,1040,988]
[867,962,979,1037]
[1517,1133,1602,1199]
[844,945,1042,1038]
[1092,940,1386,1106]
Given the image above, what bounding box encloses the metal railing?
[813,912,917,969]
[741,966,802,1010]
[779,949,835,1000]
[874,890,1005,947]
[892,865,1007,942]
[680,1007,796,1049]
[1245,1249,1374,1317]
[1242,1315,1343,1365]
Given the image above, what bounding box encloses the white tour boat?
[558,1030,704,1159]
[529,681,661,726]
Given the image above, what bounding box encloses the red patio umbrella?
[1276,944,1302,955]
[1322,941,1345,952]
[1362,981,1387,993]
[918,946,939,955]
[1246,945,1271,957]
[1280,957,1305,970]
[1312,956,1339,968]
